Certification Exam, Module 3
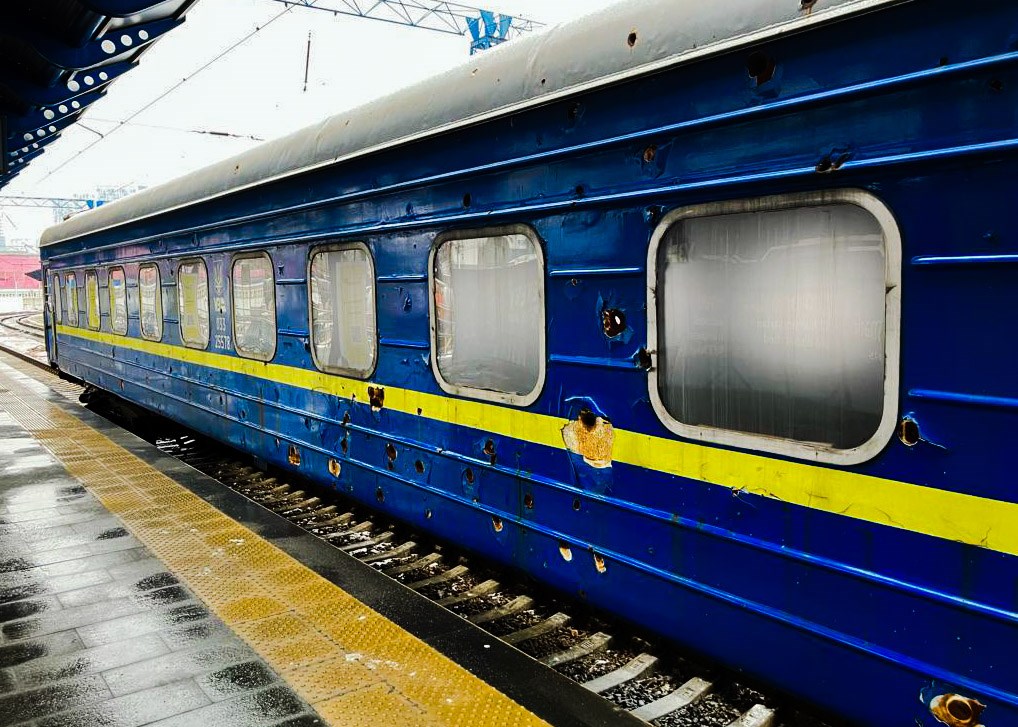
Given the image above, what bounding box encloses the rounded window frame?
[107,266,128,336]
[138,262,163,342]
[230,251,277,362]
[306,241,378,380]
[646,188,902,466]
[427,223,547,408]
[176,258,211,351]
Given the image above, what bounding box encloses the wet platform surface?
[0,384,321,726]
[0,351,627,727]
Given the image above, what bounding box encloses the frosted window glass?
[109,268,128,335]
[65,273,78,328]
[232,255,276,360]
[85,271,100,331]
[310,246,376,377]
[51,275,61,324]
[139,264,162,341]
[433,232,542,398]
[178,260,210,349]
[657,203,886,450]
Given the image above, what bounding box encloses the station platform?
[0,352,625,727]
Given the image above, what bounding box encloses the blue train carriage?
[37,0,1018,724]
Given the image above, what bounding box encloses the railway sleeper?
[339,531,393,552]
[726,704,776,727]
[436,578,499,606]
[541,631,612,668]
[631,676,712,722]
[406,564,469,590]
[383,551,442,576]
[503,612,571,645]
[323,520,373,539]
[469,595,533,625]
[583,653,658,694]
[360,540,417,564]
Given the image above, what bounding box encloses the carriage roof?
[41,0,899,247]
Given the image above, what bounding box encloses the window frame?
[138,263,163,342]
[50,273,61,325]
[108,266,128,335]
[176,258,211,351]
[645,188,901,466]
[427,224,547,407]
[306,242,378,379]
[64,272,78,328]
[84,269,101,331]
[230,251,277,362]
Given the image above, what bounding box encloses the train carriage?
[38,0,1018,724]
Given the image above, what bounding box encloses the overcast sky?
[2,0,617,245]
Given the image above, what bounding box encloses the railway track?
[0,343,831,727]
[0,310,45,339]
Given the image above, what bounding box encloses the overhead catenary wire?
[35,3,295,185]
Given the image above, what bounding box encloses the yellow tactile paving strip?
[0,360,549,727]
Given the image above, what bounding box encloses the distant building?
[0,252,42,312]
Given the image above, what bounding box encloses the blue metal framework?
[0,0,198,191]
[270,0,542,54]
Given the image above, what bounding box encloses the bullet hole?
[462,192,472,207]
[627,31,638,48]
[385,443,397,468]
[483,439,496,464]
[523,493,534,509]
[559,542,573,561]
[415,460,425,474]
[746,50,776,85]
[287,445,301,466]
[569,278,580,287]
[601,308,626,338]
[593,552,607,574]
[800,0,817,12]
[572,498,581,511]
[540,77,546,85]
[340,437,348,454]
[464,467,475,484]
[342,412,350,425]
[642,145,657,163]
[898,416,921,447]
[328,459,341,477]
[425,509,433,519]
[368,386,384,410]
[492,516,504,532]
[376,487,385,503]
[416,407,423,416]
[637,347,653,370]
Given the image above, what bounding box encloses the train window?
[85,270,100,331]
[231,253,276,361]
[309,243,376,377]
[648,190,901,465]
[50,274,61,325]
[138,264,163,342]
[429,225,546,406]
[64,273,78,327]
[177,259,210,350]
[108,268,128,335]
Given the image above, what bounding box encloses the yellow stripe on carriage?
[55,324,1018,559]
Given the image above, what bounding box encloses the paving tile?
[197,660,279,702]
[2,569,112,606]
[271,715,325,727]
[0,630,84,669]
[35,679,212,727]
[0,595,61,623]
[57,578,184,610]
[0,548,143,591]
[147,685,307,727]
[2,596,144,641]
[1,503,105,524]
[0,673,111,724]
[77,602,209,648]
[103,641,256,696]
[0,536,142,574]
[157,619,237,652]
[107,558,174,583]
[11,632,169,689]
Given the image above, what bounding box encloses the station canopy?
[1,0,197,191]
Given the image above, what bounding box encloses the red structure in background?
[0,253,42,290]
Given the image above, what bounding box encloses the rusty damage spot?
[340,437,349,454]
[287,444,301,467]
[385,443,397,469]
[562,408,614,468]
[483,439,496,465]
[328,458,341,477]
[636,347,653,370]
[523,493,534,509]
[415,459,425,474]
[559,542,573,561]
[593,552,607,574]
[464,467,475,484]
[746,50,775,85]
[627,30,638,48]
[642,145,657,163]
[601,308,626,338]
[492,515,503,532]
[930,693,986,727]
[376,487,385,503]
[899,416,920,447]
[368,386,385,411]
